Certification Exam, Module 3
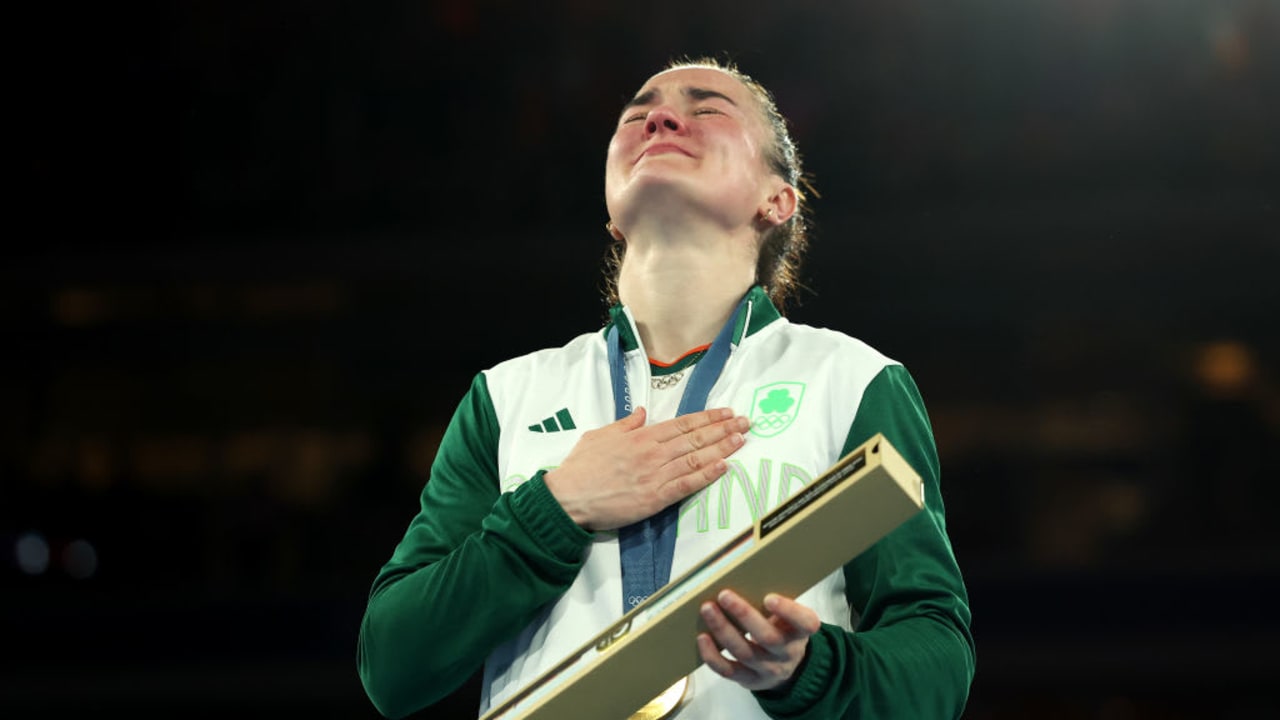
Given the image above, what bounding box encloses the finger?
[666,415,750,456]
[644,418,747,484]
[763,593,822,638]
[654,442,736,506]
[700,598,761,665]
[697,632,753,682]
[613,406,646,431]
[650,420,748,506]
[649,407,736,442]
[714,590,789,652]
[660,420,746,473]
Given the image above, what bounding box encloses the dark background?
[5,1,1279,717]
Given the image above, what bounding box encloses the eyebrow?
[686,87,737,105]
[621,86,739,112]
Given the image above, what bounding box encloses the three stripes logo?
[529,408,577,433]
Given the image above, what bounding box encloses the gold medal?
[628,675,689,720]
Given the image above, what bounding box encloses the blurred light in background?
[62,539,99,580]
[49,282,344,326]
[12,533,100,579]
[1193,339,1258,399]
[15,532,51,575]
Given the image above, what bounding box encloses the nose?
[643,107,685,138]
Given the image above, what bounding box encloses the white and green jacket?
[358,287,975,719]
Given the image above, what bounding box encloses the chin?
[611,171,701,213]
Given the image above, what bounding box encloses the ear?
[759,183,798,226]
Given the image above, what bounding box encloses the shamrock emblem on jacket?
[749,382,805,437]
[758,388,795,414]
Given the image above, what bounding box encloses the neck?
[617,227,756,364]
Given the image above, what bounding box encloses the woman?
[358,58,975,719]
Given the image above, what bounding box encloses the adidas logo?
[529,408,577,433]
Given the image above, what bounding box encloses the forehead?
[631,66,752,104]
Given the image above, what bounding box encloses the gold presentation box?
[481,432,924,720]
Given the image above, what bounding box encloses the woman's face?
[605,67,778,234]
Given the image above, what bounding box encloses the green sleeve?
[357,373,593,720]
[755,364,976,719]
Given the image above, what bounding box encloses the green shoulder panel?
[380,372,502,578]
[756,364,975,720]
[358,373,590,719]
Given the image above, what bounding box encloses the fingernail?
[717,590,733,605]
[731,433,744,447]
[764,594,779,611]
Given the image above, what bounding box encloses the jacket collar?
[604,285,783,353]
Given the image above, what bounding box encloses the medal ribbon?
[606,295,747,614]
